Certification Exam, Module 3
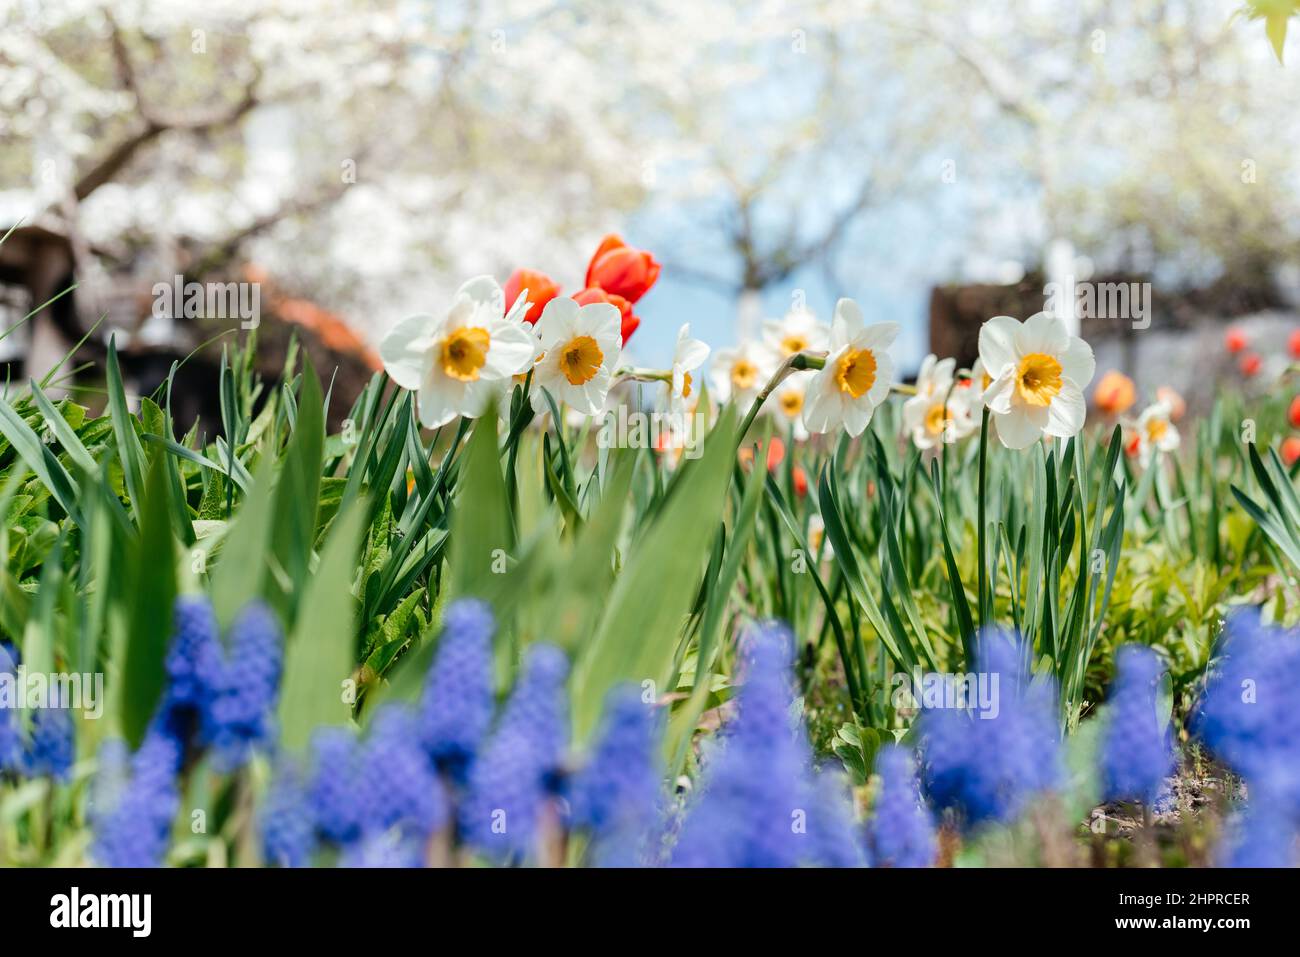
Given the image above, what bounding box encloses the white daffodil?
[802,298,898,438]
[709,340,778,407]
[1133,401,1180,465]
[902,385,973,453]
[763,309,829,359]
[807,513,833,558]
[773,374,811,441]
[962,357,994,413]
[380,276,538,428]
[977,312,1096,450]
[668,323,710,413]
[914,353,956,398]
[530,296,622,416]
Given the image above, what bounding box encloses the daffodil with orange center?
[977,311,1096,450]
[380,276,537,428]
[709,340,778,408]
[802,298,898,438]
[1132,401,1180,465]
[762,308,829,359]
[668,323,710,413]
[529,296,622,416]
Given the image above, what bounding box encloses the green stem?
[977,405,991,637]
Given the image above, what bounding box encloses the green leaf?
[106,335,147,517]
[449,408,513,600]
[121,452,179,747]
[572,405,737,744]
[278,502,366,752]
[210,456,276,631]
[269,358,325,614]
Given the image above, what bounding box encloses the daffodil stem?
[976,405,991,642]
[736,354,813,443]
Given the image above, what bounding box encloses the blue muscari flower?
[672,622,816,867]
[419,599,495,783]
[920,631,1061,828]
[308,727,364,845]
[867,745,936,868]
[1194,611,1300,816]
[805,766,868,868]
[460,643,569,860]
[261,760,316,868]
[23,692,75,780]
[205,602,283,770]
[570,685,662,867]
[340,831,424,868]
[1100,644,1175,805]
[0,642,21,775]
[358,705,448,840]
[166,595,223,711]
[1218,805,1299,868]
[91,729,183,868]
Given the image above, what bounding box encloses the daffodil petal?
[978,315,1021,376]
[992,407,1046,449]
[1015,311,1069,356]
[380,313,436,391]
[1059,336,1096,389]
[1044,382,1086,437]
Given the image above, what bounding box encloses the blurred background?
[3,0,1300,429]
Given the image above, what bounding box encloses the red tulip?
[792,466,809,498]
[1290,396,1300,429]
[573,286,639,344]
[737,436,785,472]
[585,234,661,304]
[1290,329,1300,360]
[1224,327,1247,354]
[1283,436,1300,467]
[1239,352,1262,377]
[503,268,560,325]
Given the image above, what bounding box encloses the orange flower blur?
[739,436,785,472]
[1224,327,1247,354]
[503,268,560,325]
[1283,436,1300,467]
[792,466,809,498]
[1155,386,1185,421]
[585,234,661,304]
[1239,352,1262,377]
[1289,396,1300,429]
[1093,370,1136,415]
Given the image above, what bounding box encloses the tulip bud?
[585,234,661,304]
[504,268,560,325]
